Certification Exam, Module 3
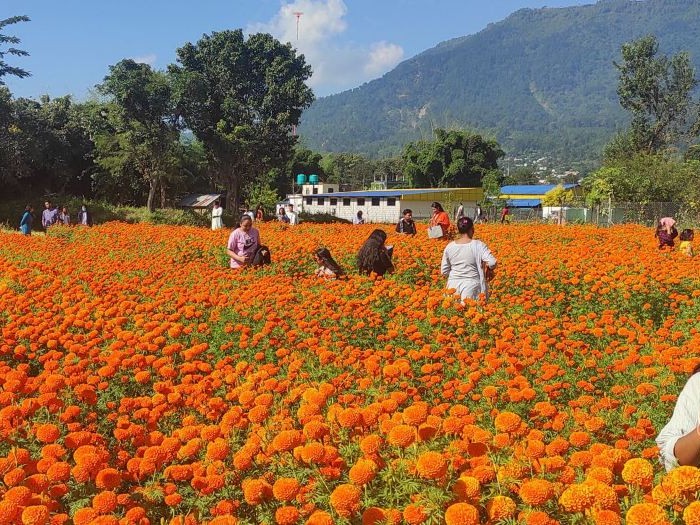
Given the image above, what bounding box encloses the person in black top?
[357,229,394,276]
[395,209,416,236]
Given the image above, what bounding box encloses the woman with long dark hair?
[314,248,344,279]
[357,229,394,276]
[657,363,700,471]
[429,202,450,239]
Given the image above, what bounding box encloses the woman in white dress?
[441,217,496,302]
[211,200,223,231]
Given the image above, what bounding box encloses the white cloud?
[131,54,157,66]
[364,42,404,76]
[248,0,403,95]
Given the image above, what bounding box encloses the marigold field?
[1,222,700,525]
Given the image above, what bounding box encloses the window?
[330,198,338,206]
[312,187,318,195]
[328,188,334,193]
[342,198,351,206]
[317,197,324,205]
[387,198,396,206]
[371,197,380,206]
[305,197,313,205]
[357,198,365,206]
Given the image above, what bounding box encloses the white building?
[287,184,484,224]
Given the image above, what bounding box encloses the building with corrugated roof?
[499,184,580,208]
[287,183,483,223]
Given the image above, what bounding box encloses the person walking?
[429,202,450,239]
[474,203,484,223]
[500,204,511,224]
[77,205,93,226]
[59,206,71,225]
[19,205,34,235]
[211,200,223,231]
[441,217,497,302]
[455,202,464,222]
[226,215,260,269]
[41,201,59,230]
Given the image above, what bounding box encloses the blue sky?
[4,0,592,100]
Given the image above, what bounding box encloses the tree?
[96,59,180,211]
[614,35,698,153]
[0,16,30,85]
[402,129,504,188]
[541,184,575,225]
[169,30,314,211]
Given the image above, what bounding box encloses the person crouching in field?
[227,215,260,269]
[357,229,394,276]
[441,217,497,302]
[314,248,344,279]
[657,363,700,471]
[656,218,678,249]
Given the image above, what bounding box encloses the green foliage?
[244,182,279,214]
[299,0,700,163]
[169,30,314,208]
[614,35,698,153]
[0,16,30,84]
[541,184,575,206]
[402,129,503,188]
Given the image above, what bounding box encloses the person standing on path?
[287,205,298,225]
[77,205,93,226]
[455,202,464,222]
[19,205,34,235]
[429,202,451,239]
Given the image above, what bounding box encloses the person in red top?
[429,202,451,238]
[500,204,511,224]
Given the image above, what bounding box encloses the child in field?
[314,248,344,279]
[679,229,694,256]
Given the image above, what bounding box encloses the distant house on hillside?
[288,183,483,223]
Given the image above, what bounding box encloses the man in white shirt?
[286,205,298,225]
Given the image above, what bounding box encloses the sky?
[4,0,593,100]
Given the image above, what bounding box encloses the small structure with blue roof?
[499,184,580,208]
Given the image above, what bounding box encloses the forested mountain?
[298,0,700,165]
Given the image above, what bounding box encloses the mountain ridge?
[298,0,700,166]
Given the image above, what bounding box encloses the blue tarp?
[500,184,578,195]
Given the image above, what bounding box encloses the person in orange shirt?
[429,202,451,239]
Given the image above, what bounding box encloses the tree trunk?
[225,174,239,216]
[147,178,157,213]
[160,180,167,209]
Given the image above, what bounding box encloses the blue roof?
[500,184,578,195]
[309,188,480,198]
[507,199,542,207]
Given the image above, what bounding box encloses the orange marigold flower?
[415,451,448,480]
[95,468,121,490]
[664,465,700,496]
[403,503,427,525]
[359,434,383,456]
[569,431,591,448]
[21,505,50,525]
[273,478,300,502]
[444,503,479,525]
[402,402,429,426]
[519,479,554,507]
[275,506,300,525]
[306,511,333,525]
[387,425,416,448]
[625,503,670,525]
[518,510,558,525]
[591,509,622,525]
[486,496,516,521]
[35,424,61,444]
[494,411,522,434]
[209,516,238,525]
[336,408,361,428]
[72,508,98,525]
[362,507,387,525]
[453,475,480,501]
[272,430,302,453]
[559,483,594,513]
[206,438,230,462]
[329,484,361,518]
[92,490,118,514]
[683,501,700,525]
[300,442,326,464]
[586,467,614,485]
[621,458,653,488]
[349,458,378,486]
[242,478,272,505]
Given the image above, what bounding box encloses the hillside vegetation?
[299,0,700,164]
